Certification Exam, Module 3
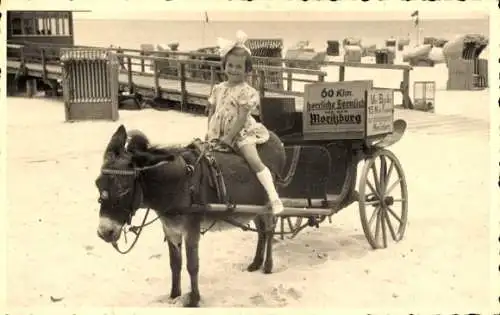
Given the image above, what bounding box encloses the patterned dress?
[207,81,270,150]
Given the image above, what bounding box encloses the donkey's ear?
[105,125,127,157]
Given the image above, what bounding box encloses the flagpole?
[417,15,421,46]
[202,12,206,47]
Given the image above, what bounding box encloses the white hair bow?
[217,30,252,58]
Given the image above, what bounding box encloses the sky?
[73,10,489,22]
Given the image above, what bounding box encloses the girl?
[206,31,284,215]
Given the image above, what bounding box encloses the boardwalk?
[6,60,306,109]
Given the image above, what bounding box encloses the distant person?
[205,30,284,215]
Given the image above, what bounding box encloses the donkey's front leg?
[183,216,201,307]
[262,214,276,274]
[167,239,182,299]
[247,216,266,272]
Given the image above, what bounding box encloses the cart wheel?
[359,149,408,249]
[273,216,304,240]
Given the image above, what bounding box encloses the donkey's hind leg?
[183,215,201,307]
[167,239,182,299]
[162,218,183,300]
[247,215,266,272]
[262,214,275,274]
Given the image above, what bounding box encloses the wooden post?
[339,65,345,81]
[140,51,145,73]
[26,79,37,98]
[287,71,292,91]
[153,61,160,98]
[127,57,133,92]
[41,49,47,81]
[402,69,410,108]
[210,66,216,87]
[108,53,120,121]
[68,13,75,45]
[20,46,25,64]
[258,70,265,100]
[179,63,187,111]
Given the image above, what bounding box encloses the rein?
[100,140,277,255]
[101,160,181,255]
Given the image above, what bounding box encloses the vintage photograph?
[3,2,495,310]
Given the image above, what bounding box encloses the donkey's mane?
[127,131,194,166]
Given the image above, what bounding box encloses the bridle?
[99,159,194,254]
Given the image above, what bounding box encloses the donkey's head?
[95,125,192,244]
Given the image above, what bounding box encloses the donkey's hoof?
[170,289,181,300]
[182,292,200,308]
[263,260,273,274]
[247,261,262,272]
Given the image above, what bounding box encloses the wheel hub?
[366,195,394,207]
[383,196,394,206]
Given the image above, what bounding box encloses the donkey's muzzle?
[97,217,122,243]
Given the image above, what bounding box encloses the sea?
[72,18,490,102]
[73,18,489,52]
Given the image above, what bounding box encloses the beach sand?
[4,65,492,310]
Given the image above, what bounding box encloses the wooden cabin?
[7,11,76,65]
[375,48,395,65]
[443,34,488,90]
[343,45,362,63]
[245,38,284,90]
[7,11,74,46]
[326,40,340,57]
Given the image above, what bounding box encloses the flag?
[204,11,209,23]
[411,10,419,26]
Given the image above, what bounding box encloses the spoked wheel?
[359,149,408,249]
[273,216,305,240]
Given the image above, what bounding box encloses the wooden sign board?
[366,87,394,137]
[302,80,394,140]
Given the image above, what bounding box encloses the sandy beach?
[5,71,493,311]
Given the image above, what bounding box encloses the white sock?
[256,167,280,203]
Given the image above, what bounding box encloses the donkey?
[95,125,286,307]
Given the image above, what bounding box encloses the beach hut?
[285,49,326,70]
[433,38,448,48]
[245,38,284,90]
[442,34,488,90]
[402,44,434,67]
[423,37,437,46]
[398,38,410,51]
[188,46,222,82]
[141,44,157,72]
[343,45,362,63]
[423,37,448,48]
[385,38,397,49]
[478,46,488,88]
[361,43,377,57]
[153,43,180,76]
[342,37,362,48]
[375,48,395,65]
[326,40,340,56]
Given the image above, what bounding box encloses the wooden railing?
[7,41,413,108]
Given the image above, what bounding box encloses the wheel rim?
[359,149,408,249]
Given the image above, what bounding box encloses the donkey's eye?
[100,190,109,200]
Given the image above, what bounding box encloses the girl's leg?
[239,143,284,214]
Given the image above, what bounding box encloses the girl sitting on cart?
[205,30,284,215]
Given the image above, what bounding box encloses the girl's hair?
[221,46,253,73]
